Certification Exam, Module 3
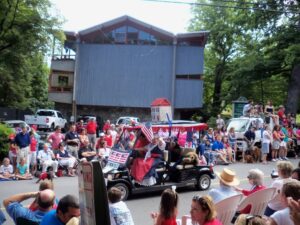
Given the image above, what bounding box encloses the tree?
[0,0,63,109]
[189,0,252,116]
[189,0,300,118]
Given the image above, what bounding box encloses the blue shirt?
[6,202,46,224]
[212,141,224,151]
[17,164,28,175]
[40,210,63,225]
[58,150,70,158]
[244,130,255,142]
[205,133,215,143]
[208,184,238,203]
[14,132,31,148]
[65,131,79,146]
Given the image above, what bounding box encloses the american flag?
[108,150,130,164]
[141,122,153,142]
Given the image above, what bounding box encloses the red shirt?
[240,185,266,213]
[204,219,223,225]
[48,132,65,150]
[278,109,285,120]
[103,122,110,132]
[105,135,113,148]
[10,144,17,154]
[30,136,37,152]
[86,121,97,134]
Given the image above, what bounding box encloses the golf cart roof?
[123,121,208,132]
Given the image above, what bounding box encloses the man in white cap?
[208,168,240,203]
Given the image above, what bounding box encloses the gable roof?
[64,15,209,46]
[151,98,171,106]
[79,15,174,38]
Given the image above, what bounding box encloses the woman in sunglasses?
[190,195,222,225]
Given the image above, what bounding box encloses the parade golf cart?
[103,121,215,200]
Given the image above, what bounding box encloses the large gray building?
[48,15,208,122]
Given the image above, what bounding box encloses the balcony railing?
[49,86,73,92]
[52,54,76,60]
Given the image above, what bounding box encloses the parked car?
[2,120,31,133]
[104,122,214,201]
[24,109,67,131]
[116,117,140,126]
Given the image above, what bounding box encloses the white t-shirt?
[111,130,118,144]
[216,118,225,129]
[262,130,272,144]
[268,178,294,210]
[0,164,13,174]
[109,201,134,225]
[99,147,111,158]
[243,104,252,115]
[270,207,293,225]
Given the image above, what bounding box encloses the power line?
[143,0,300,14]
[211,0,298,9]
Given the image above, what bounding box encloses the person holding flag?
[130,122,166,186]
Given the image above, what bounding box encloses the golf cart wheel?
[111,183,130,201]
[195,174,211,190]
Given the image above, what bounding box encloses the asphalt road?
[0,159,299,225]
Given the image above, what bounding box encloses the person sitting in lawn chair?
[211,135,229,165]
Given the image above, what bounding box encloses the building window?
[102,25,172,45]
[58,75,69,86]
[176,74,202,80]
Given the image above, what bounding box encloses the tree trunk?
[286,64,300,114]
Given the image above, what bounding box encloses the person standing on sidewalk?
[14,124,31,169]
[86,118,97,150]
[65,124,80,159]
[262,124,273,164]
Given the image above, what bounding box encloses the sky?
[50,0,195,34]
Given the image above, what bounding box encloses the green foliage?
[206,116,216,129]
[0,124,13,157]
[0,0,63,109]
[191,114,203,122]
[189,0,300,120]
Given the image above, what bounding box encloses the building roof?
[64,15,209,46]
[79,15,174,38]
[151,98,171,106]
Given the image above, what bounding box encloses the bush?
[0,124,14,159]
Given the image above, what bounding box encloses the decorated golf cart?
[103,120,215,200]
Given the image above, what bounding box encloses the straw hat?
[66,217,79,225]
[216,168,240,186]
